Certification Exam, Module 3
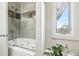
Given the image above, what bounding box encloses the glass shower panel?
[20,10,36,39]
[8,2,21,46]
[8,2,36,50]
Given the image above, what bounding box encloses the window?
[52,2,75,39]
[56,2,70,34]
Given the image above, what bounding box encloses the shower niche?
[8,2,36,50]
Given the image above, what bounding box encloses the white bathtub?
[8,46,36,56]
[8,38,36,50]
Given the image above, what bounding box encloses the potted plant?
[44,44,64,56]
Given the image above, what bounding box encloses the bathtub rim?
[8,46,36,56]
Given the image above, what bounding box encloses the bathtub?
[8,46,36,56]
[8,38,36,56]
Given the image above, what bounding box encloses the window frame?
[52,3,75,40]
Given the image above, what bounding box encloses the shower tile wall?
[8,17,20,40]
[20,2,36,39]
[20,16,35,39]
[8,2,21,41]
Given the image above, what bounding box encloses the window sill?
[52,34,76,40]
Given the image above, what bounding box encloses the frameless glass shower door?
[8,2,36,50]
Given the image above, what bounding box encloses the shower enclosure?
[8,2,36,51]
[0,2,44,56]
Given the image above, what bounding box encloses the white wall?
[0,2,8,56]
[45,2,79,54]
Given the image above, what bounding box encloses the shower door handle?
[0,34,8,37]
